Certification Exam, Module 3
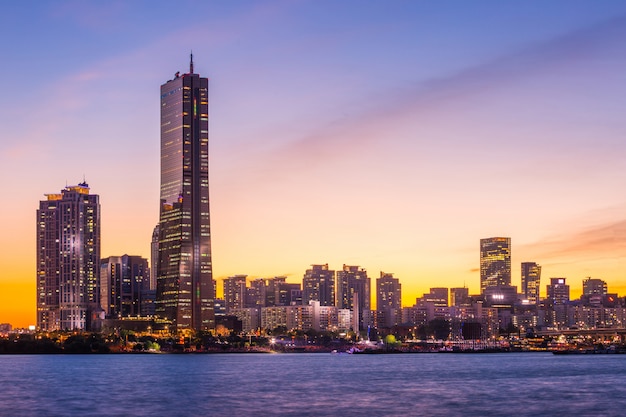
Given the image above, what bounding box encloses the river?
[0,352,624,416]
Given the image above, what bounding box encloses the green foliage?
[384,334,397,345]
[63,333,110,353]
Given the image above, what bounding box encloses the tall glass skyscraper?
[156,55,214,332]
[37,182,100,331]
[480,237,511,293]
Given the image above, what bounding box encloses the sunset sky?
[2,1,626,327]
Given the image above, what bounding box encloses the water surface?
[0,353,624,416]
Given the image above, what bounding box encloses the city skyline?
[2,2,626,327]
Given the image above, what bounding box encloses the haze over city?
[2,1,626,327]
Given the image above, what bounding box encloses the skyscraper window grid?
[156,56,214,332]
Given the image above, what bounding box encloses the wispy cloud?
[520,218,626,265]
[263,14,626,169]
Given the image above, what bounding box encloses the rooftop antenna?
[190,51,194,74]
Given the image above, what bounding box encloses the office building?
[36,182,101,331]
[483,285,517,309]
[303,264,335,307]
[100,255,149,318]
[450,287,470,307]
[547,278,570,305]
[156,55,214,331]
[426,288,449,306]
[480,237,511,293]
[521,262,541,304]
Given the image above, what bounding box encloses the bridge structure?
[536,328,626,342]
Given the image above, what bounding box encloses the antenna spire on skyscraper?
[190,51,194,74]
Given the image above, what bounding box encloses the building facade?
[376,272,402,328]
[450,287,470,307]
[480,237,511,293]
[156,56,215,331]
[100,255,149,318]
[37,182,101,331]
[582,277,607,296]
[336,264,370,330]
[223,275,248,313]
[150,224,159,290]
[521,262,541,304]
[546,278,570,329]
[303,264,335,307]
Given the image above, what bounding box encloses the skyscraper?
[480,237,511,293]
[303,264,336,307]
[336,264,370,330]
[156,55,214,332]
[521,262,541,304]
[37,182,100,331]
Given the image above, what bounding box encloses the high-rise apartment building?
[37,182,100,331]
[376,272,402,311]
[582,277,607,296]
[376,272,402,328]
[277,283,302,306]
[100,255,149,318]
[156,56,214,332]
[263,276,287,307]
[303,264,336,307]
[336,265,370,330]
[223,275,247,313]
[480,237,511,293]
[547,278,570,329]
[521,262,541,304]
[245,277,301,308]
[247,278,267,308]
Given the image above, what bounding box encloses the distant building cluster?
[219,266,400,334]
[215,238,626,339]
